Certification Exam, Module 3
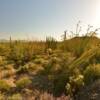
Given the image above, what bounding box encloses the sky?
[0,0,100,40]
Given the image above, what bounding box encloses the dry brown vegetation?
[0,33,100,100]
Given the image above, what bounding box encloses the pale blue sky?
[0,0,100,40]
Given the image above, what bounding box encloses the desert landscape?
[0,0,100,100]
[0,31,100,100]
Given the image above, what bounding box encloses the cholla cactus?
[66,74,84,96]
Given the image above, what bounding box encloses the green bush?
[8,93,22,100]
[7,44,24,66]
[53,73,68,96]
[7,42,35,66]
[84,64,100,84]
[0,80,11,92]
[16,77,32,89]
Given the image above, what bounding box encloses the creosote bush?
[8,93,22,100]
[16,77,32,89]
[0,80,11,92]
[84,64,100,84]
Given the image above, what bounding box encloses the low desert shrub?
[84,64,100,84]
[0,80,11,92]
[53,73,68,96]
[8,93,22,100]
[16,77,32,89]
